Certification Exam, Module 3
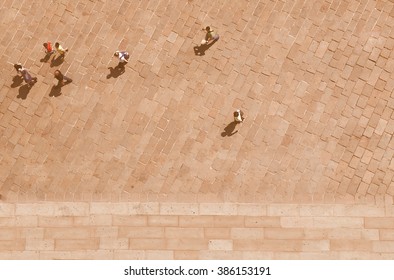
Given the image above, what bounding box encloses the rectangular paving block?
[128,238,167,250]
[264,228,305,239]
[147,215,179,227]
[99,237,129,250]
[179,216,215,227]
[165,227,204,239]
[365,217,394,229]
[199,203,238,215]
[73,215,112,226]
[281,217,364,228]
[160,203,199,215]
[112,215,147,226]
[118,226,165,238]
[25,239,55,251]
[333,205,385,216]
[208,239,233,251]
[166,238,208,251]
[0,239,25,251]
[0,204,15,217]
[55,239,100,251]
[204,228,231,239]
[372,241,394,253]
[330,239,373,251]
[245,216,281,227]
[38,217,74,227]
[45,227,93,239]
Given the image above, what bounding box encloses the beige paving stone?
[208,239,233,251]
[118,226,165,239]
[165,227,204,239]
[245,216,281,227]
[264,228,305,240]
[40,250,115,260]
[73,215,113,226]
[99,237,129,250]
[372,241,394,253]
[199,250,244,260]
[112,215,147,227]
[0,228,17,240]
[25,239,55,251]
[160,203,199,215]
[365,217,394,229]
[333,205,385,217]
[128,239,167,250]
[0,204,15,217]
[45,228,94,239]
[0,251,40,260]
[330,239,373,251]
[237,204,267,216]
[199,203,238,215]
[38,217,74,227]
[267,204,301,216]
[148,215,179,227]
[281,217,364,228]
[145,250,174,260]
[174,250,200,260]
[179,216,215,228]
[204,228,231,239]
[55,239,100,251]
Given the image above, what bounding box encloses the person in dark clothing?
[20,69,37,87]
[54,70,72,86]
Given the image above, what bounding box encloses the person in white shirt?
[233,109,245,123]
[114,51,129,67]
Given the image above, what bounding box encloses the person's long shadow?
[193,40,217,56]
[40,52,53,63]
[49,85,62,97]
[221,121,238,137]
[11,75,23,88]
[50,55,64,67]
[17,84,32,100]
[107,65,125,79]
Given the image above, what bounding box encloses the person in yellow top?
[55,42,68,58]
[203,26,219,45]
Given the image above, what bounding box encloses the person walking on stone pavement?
[202,26,219,45]
[13,63,24,75]
[113,50,129,67]
[55,42,68,58]
[43,42,55,54]
[54,70,72,87]
[20,68,38,87]
[233,109,245,123]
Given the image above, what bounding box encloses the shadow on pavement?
[50,55,64,67]
[17,84,32,100]
[221,121,238,137]
[107,65,125,79]
[40,52,53,63]
[193,40,217,56]
[49,85,62,97]
[11,75,23,88]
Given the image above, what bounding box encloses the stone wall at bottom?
[1,202,394,259]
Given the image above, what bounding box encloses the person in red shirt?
[43,42,55,54]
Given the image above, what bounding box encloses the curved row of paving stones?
[0,0,393,203]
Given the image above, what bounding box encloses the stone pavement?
[1,202,394,259]
[0,0,394,259]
